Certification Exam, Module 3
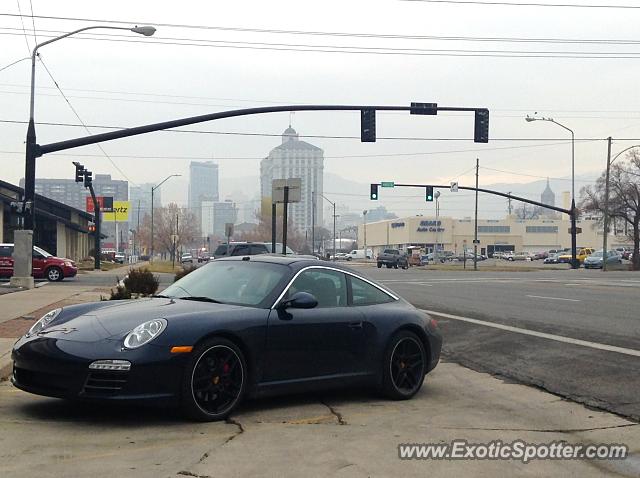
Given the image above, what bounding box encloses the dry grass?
[145,261,183,274]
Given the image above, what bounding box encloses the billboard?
[85,196,114,213]
[102,201,130,222]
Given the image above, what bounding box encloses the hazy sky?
[1,0,639,210]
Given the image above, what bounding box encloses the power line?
[1,13,639,44]
[480,166,595,182]
[401,0,640,9]
[0,140,585,161]
[4,29,640,60]
[0,118,629,141]
[12,0,32,54]
[37,57,137,185]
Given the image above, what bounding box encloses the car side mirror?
[280,291,318,310]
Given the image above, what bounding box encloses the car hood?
[584,256,602,262]
[42,298,248,342]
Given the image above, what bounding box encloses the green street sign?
[381,181,395,188]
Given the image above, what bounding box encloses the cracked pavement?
[1,362,639,477]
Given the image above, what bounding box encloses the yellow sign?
[102,201,130,222]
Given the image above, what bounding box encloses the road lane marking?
[526,295,580,302]
[421,309,640,358]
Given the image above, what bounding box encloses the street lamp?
[363,210,368,260]
[318,194,337,261]
[151,174,181,261]
[526,114,578,269]
[603,140,640,270]
[434,190,441,263]
[12,24,156,288]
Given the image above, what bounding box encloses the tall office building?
[201,200,238,238]
[260,127,324,232]
[188,161,219,230]
[129,183,161,231]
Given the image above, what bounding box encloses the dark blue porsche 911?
[12,256,442,421]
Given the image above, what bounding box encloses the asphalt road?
[362,265,640,421]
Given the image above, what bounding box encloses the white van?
[348,249,373,260]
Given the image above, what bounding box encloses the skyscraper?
[188,161,219,229]
[129,183,161,231]
[260,127,324,232]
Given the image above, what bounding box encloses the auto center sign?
[417,220,444,233]
[85,196,114,213]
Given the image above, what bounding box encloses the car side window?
[250,244,268,255]
[0,246,13,257]
[231,245,250,256]
[289,269,347,308]
[350,275,395,306]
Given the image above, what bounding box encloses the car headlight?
[64,261,73,267]
[27,308,62,337]
[123,319,167,349]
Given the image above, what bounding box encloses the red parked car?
[0,243,78,282]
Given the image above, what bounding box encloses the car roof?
[216,254,355,271]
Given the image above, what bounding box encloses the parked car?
[544,253,560,264]
[0,243,77,282]
[502,251,515,261]
[348,249,373,260]
[615,247,631,260]
[181,253,194,264]
[377,249,409,269]
[557,248,595,264]
[333,252,351,261]
[212,242,270,258]
[532,251,549,260]
[114,252,126,264]
[583,250,622,269]
[507,252,532,261]
[11,256,442,421]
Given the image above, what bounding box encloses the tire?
[181,338,247,422]
[381,330,426,400]
[377,262,382,268]
[46,266,63,282]
[386,264,391,269]
[393,263,398,269]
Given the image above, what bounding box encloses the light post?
[526,114,578,269]
[151,174,180,261]
[363,210,368,260]
[603,139,640,270]
[434,190,441,263]
[12,24,155,288]
[319,194,337,261]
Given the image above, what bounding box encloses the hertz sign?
[102,201,130,222]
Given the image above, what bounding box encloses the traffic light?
[474,109,489,143]
[361,108,376,142]
[73,162,85,182]
[425,186,434,202]
[370,184,379,200]
[83,170,93,188]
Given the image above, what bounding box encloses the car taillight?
[429,318,438,329]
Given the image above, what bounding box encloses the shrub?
[123,267,159,296]
[175,264,198,282]
[109,280,131,300]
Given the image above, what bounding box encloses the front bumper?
[63,266,78,278]
[11,335,187,405]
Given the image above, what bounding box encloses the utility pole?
[282,186,289,255]
[271,202,277,254]
[507,192,513,216]
[474,158,479,271]
[332,201,337,261]
[603,137,613,271]
[363,210,368,260]
[172,213,178,269]
[311,191,315,255]
[136,199,141,258]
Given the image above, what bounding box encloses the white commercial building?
[260,127,324,232]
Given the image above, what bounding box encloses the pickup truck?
[377,249,409,269]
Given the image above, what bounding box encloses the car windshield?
[33,246,52,258]
[161,260,288,307]
[591,251,603,258]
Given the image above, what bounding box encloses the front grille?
[82,371,129,396]
[13,366,68,392]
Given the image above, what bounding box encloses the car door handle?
[348,321,363,329]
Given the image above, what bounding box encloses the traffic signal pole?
[87,183,101,270]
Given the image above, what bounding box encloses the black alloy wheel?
[382,330,426,400]
[181,338,246,421]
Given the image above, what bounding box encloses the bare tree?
[581,150,640,270]
[137,203,200,257]
[514,203,541,220]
